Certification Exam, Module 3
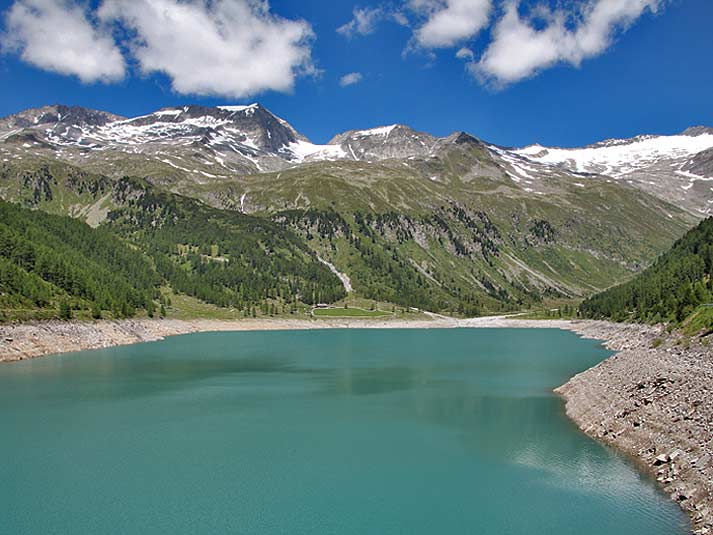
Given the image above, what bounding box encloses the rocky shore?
[557,321,713,535]
[1,316,711,532]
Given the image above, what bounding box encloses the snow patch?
[287,140,347,162]
[353,125,397,138]
[154,109,182,117]
[218,104,258,113]
[675,169,713,181]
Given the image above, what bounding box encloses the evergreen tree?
[59,299,72,320]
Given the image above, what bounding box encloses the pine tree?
[59,299,72,320]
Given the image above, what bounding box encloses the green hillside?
[580,217,713,330]
[107,178,346,311]
[0,150,699,319]
[0,200,159,321]
[0,182,347,321]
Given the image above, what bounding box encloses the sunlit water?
[0,328,689,534]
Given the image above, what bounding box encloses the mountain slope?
[0,199,159,320]
[0,174,348,320]
[580,217,713,325]
[0,103,705,317]
[514,128,713,216]
[106,178,347,310]
[0,151,693,315]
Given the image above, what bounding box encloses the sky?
[0,0,711,147]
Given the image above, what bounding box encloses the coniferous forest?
[580,217,713,323]
[0,200,159,320]
[0,194,346,321]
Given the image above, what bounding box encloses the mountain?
[0,103,705,318]
[0,104,123,133]
[513,128,713,216]
[580,217,713,333]
[3,104,712,214]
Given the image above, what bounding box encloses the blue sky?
[0,0,711,147]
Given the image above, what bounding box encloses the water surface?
[0,328,689,534]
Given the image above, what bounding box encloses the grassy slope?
[0,145,698,317]
[221,155,693,314]
[313,307,391,318]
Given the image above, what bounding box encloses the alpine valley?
[1,103,711,320]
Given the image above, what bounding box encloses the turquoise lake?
[0,328,690,534]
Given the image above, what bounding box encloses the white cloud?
[98,0,316,98]
[1,0,125,83]
[337,6,385,38]
[410,0,492,48]
[474,0,664,86]
[455,46,474,60]
[392,11,410,26]
[339,72,363,87]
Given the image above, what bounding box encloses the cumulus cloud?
[1,0,125,83]
[97,0,316,98]
[339,72,363,87]
[337,6,384,38]
[410,0,492,48]
[473,0,664,86]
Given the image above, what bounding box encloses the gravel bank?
[556,321,712,535]
[1,316,710,532]
[0,317,452,362]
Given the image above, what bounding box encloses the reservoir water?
[0,328,690,534]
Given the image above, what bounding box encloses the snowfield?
[515,133,713,178]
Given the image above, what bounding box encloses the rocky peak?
[328,124,438,161]
[112,103,304,153]
[0,104,124,133]
[443,131,482,146]
[681,126,713,137]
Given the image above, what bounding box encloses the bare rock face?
[557,322,713,535]
[684,147,713,178]
[0,104,125,134]
[328,124,439,160]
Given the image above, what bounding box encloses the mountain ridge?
[2,102,712,216]
[0,102,705,319]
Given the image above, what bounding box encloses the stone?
[655,454,671,466]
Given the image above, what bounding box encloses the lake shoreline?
[0,315,578,363]
[555,322,712,535]
[0,316,710,533]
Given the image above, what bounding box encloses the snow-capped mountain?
[1,103,712,215]
[511,128,713,215]
[0,103,317,175]
[0,103,483,181]
[514,129,713,177]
